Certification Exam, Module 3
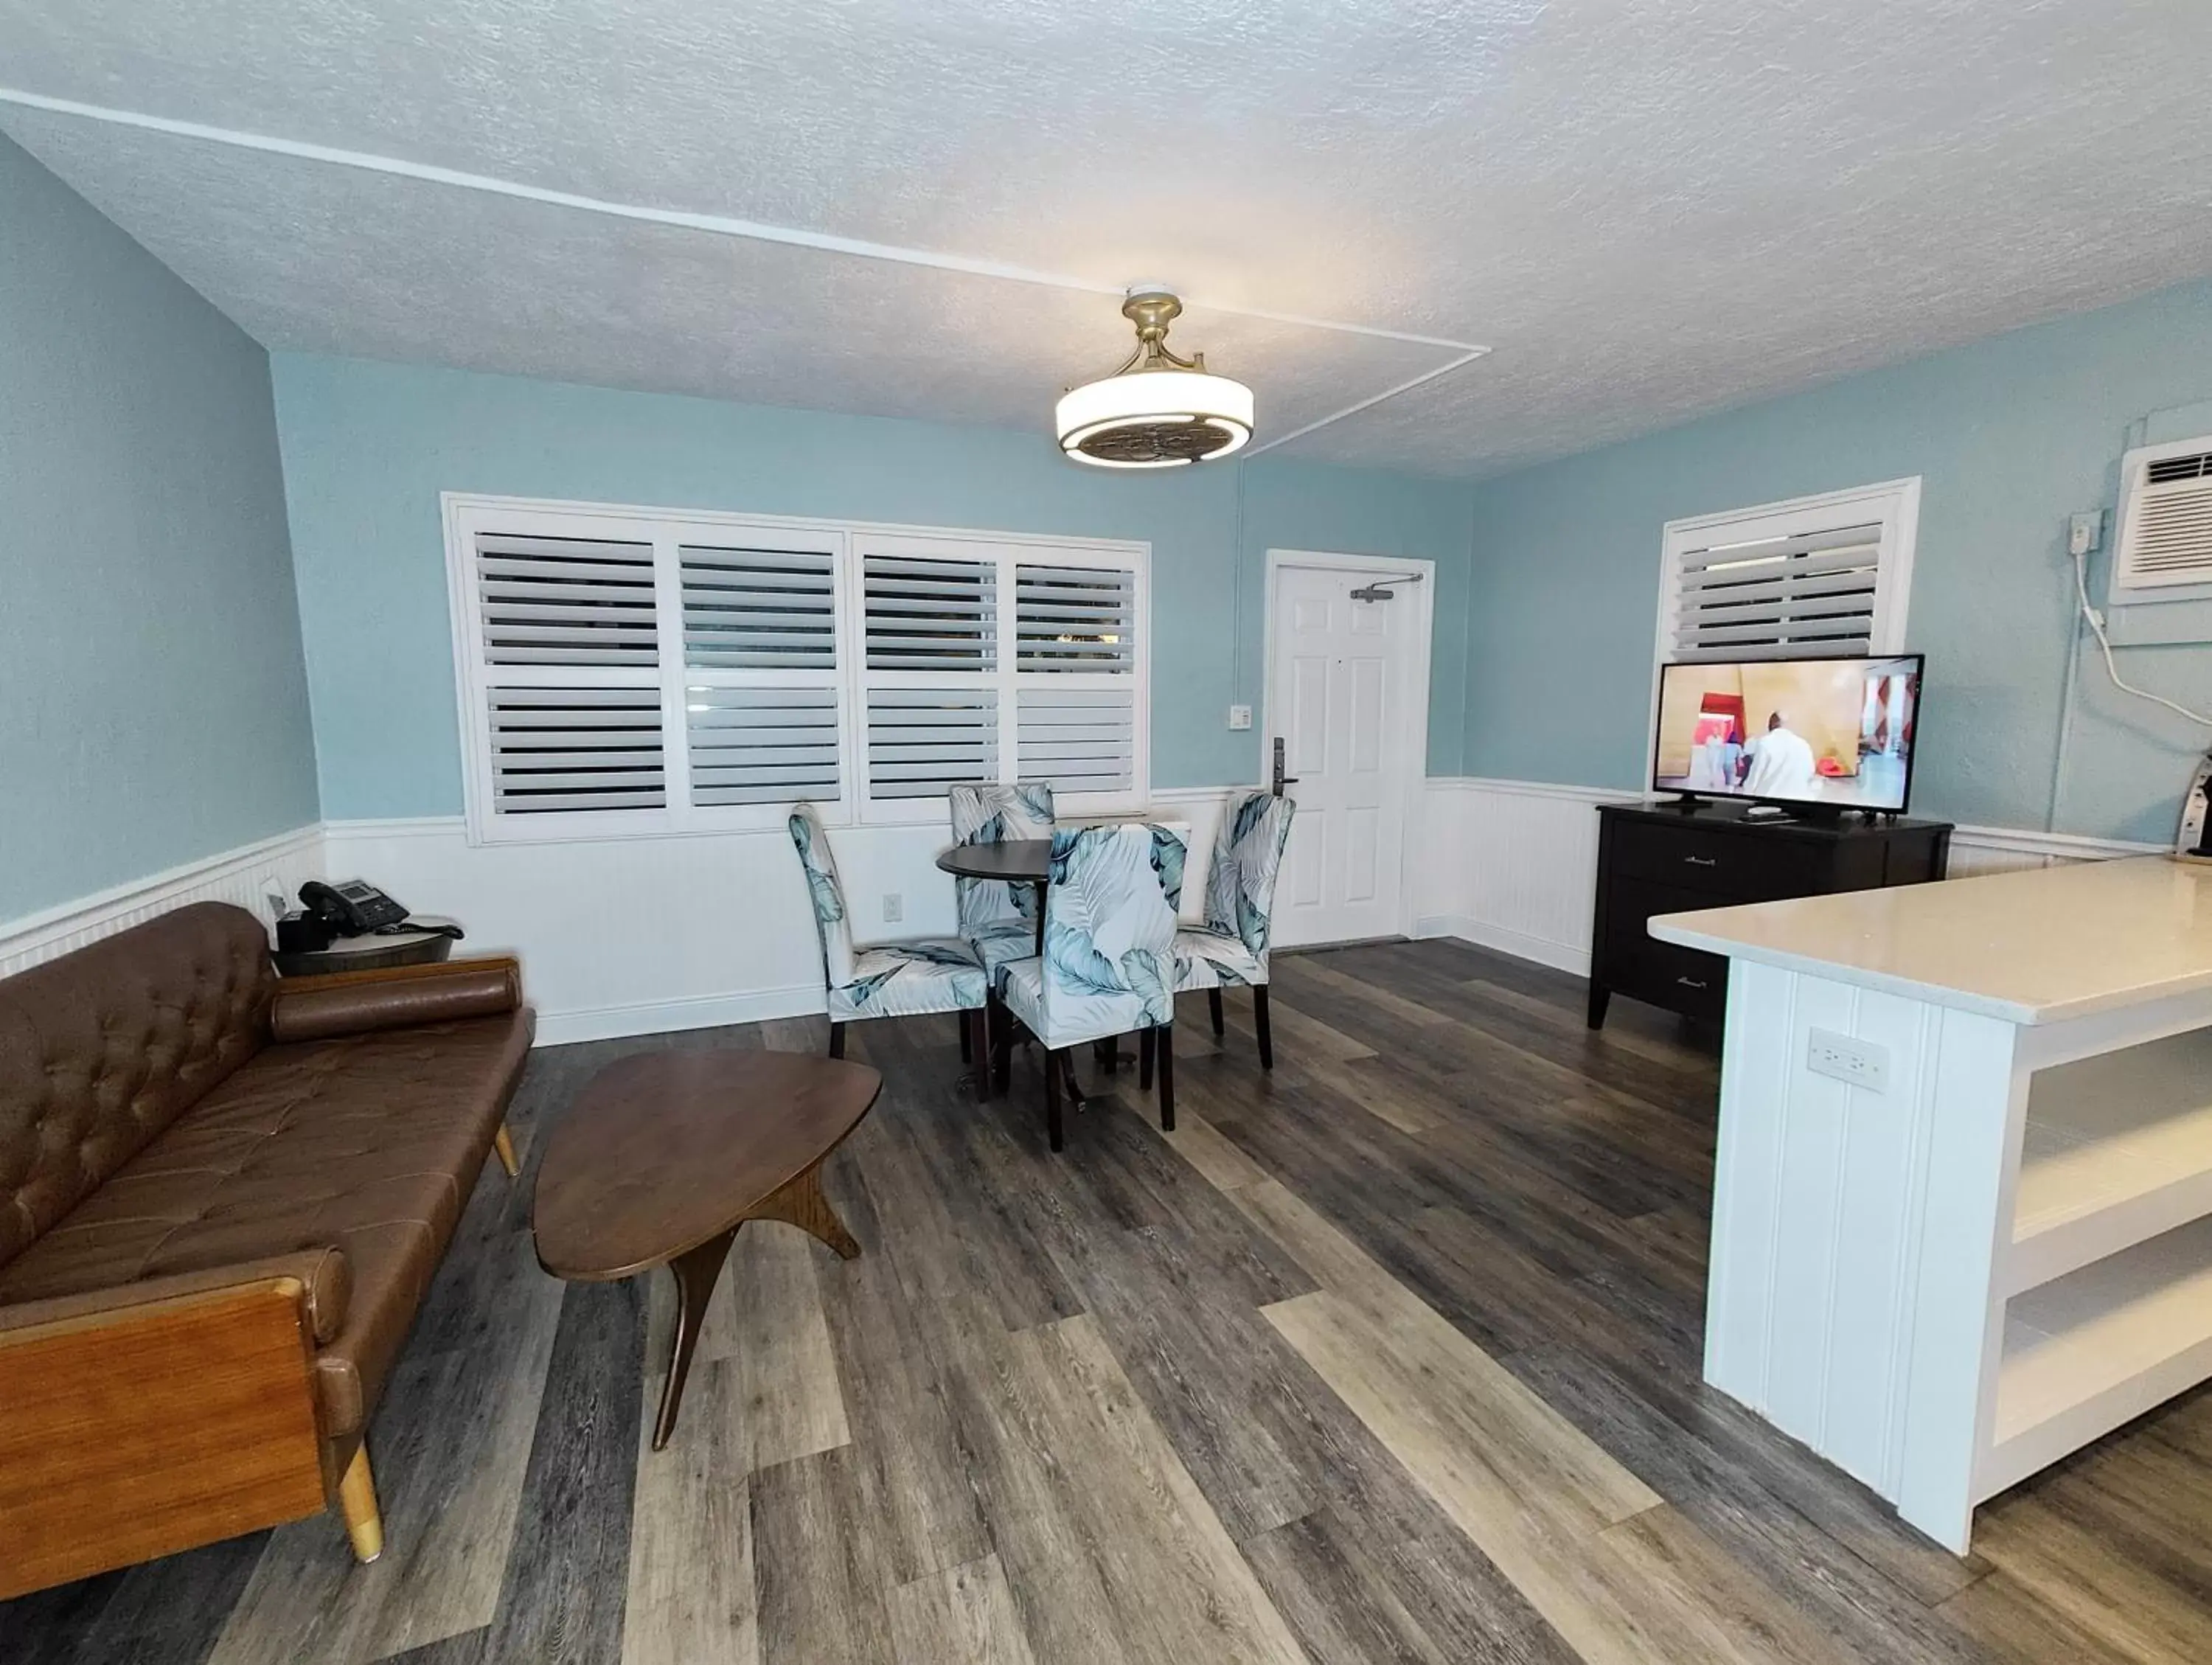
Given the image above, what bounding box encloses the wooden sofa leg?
[494,1122,520,1179]
[338,1445,383,1563]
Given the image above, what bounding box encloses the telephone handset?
[294,878,462,938]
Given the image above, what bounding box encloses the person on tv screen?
[1741,710,1818,799]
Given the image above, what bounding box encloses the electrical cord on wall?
[2073,548,2212,728]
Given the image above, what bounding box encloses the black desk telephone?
[300,878,412,934]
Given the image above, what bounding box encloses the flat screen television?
[1650,653,1924,815]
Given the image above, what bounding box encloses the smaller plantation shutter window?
[866,689,999,799]
[863,555,998,671]
[678,538,843,810]
[1668,523,1884,661]
[1011,561,1138,793]
[473,532,667,816]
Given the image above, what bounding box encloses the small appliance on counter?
[2179,751,2212,865]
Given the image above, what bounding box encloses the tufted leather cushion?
[0,903,274,1271]
[0,1006,533,1436]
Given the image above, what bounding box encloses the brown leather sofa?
[0,902,533,1598]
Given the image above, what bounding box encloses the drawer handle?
[1676,976,1709,990]
[1683,855,1718,867]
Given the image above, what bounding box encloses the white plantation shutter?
[1668,524,1883,661]
[677,534,844,813]
[686,686,840,805]
[450,499,1145,838]
[1015,563,1135,670]
[477,533,659,665]
[863,554,997,670]
[1017,687,1135,794]
[866,689,998,799]
[487,686,666,813]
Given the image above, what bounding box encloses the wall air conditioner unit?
[2112,436,2212,607]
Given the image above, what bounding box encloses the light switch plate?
[1228,704,1253,730]
[1807,1027,1888,1091]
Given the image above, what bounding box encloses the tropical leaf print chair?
[947,782,1056,1055]
[1164,790,1295,1070]
[994,824,1180,1152]
[786,804,988,1069]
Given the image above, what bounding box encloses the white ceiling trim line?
[0,86,1492,454]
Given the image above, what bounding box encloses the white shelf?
[2006,1027,2212,1295]
[1984,1213,2212,1498]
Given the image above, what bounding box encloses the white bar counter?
[1651,857,2212,1551]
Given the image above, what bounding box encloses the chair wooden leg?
[1253,984,1273,1071]
[990,993,1012,1095]
[1208,987,1225,1037]
[1044,1047,1065,1152]
[1098,1035,1118,1074]
[338,1444,383,1564]
[493,1122,520,1179]
[828,1021,847,1060]
[968,1008,991,1103]
[1139,1026,1155,1090]
[1156,1022,1175,1133]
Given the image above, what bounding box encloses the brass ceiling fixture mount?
[1055,284,1255,469]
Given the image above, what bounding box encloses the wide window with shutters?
[445,497,1147,841]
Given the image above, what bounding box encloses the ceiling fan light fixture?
[1056,286,1253,469]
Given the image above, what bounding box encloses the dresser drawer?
[1627,937,1728,1020]
[1611,819,1828,900]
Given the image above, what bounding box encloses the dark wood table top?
[934,838,1054,882]
[532,1049,882,1281]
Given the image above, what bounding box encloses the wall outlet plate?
[1228,704,1253,730]
[1807,1026,1888,1092]
[882,893,902,923]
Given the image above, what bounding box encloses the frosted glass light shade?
[1055,369,1254,469]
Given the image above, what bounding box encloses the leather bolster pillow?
[271,964,521,1045]
[0,1247,351,1346]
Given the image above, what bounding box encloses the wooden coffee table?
[532,1049,882,1450]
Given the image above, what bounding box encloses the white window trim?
[442,492,1150,846]
[1645,476,1920,792]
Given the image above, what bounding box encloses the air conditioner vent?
[2114,437,2212,599]
[2146,452,2212,484]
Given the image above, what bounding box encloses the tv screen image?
[1652,653,1923,813]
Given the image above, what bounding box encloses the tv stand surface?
[1586,800,1952,1029]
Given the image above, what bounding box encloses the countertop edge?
[1644,916,2212,1026]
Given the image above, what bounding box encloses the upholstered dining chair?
[787,804,988,1073]
[947,779,1057,983]
[1158,790,1295,1072]
[994,824,1180,1152]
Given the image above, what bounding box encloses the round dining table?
[931,837,1054,955]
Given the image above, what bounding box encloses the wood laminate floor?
[7,939,2212,1664]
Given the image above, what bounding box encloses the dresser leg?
[1586,982,1611,1029]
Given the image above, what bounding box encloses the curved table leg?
[751,1158,863,1260]
[654,1225,738,1451]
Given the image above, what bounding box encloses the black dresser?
[1587,801,1952,1028]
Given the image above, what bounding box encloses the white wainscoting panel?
[1413,779,2163,980]
[326,786,1236,1047]
[0,826,324,979]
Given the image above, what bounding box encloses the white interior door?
[1266,558,1425,947]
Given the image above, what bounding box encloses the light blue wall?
[0,136,316,920]
[271,355,1474,819]
[1462,279,2212,844]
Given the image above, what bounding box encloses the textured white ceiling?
[4,0,2212,476]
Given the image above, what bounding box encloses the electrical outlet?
[1807,1027,1888,1091]
[882,893,902,923]
[2067,510,2104,558]
[1228,704,1253,731]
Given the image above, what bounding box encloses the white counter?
[1660,856,2212,1553]
[1650,856,2212,1023]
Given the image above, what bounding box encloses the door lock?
[1272,736,1299,797]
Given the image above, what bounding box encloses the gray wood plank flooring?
[8,940,2212,1662]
